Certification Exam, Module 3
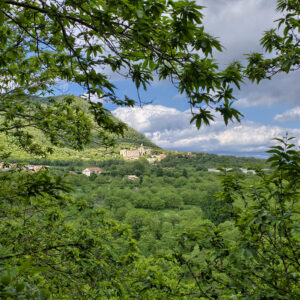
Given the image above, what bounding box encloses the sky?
[60,0,300,157]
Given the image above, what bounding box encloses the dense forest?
[0,112,299,291]
[1,136,299,299]
[68,156,259,254]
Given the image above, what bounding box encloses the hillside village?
[120,144,166,163]
[79,145,168,178]
[120,144,151,160]
[0,142,260,178]
[0,162,48,173]
[0,154,258,178]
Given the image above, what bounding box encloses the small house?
[82,167,102,176]
[208,168,220,173]
[26,165,48,173]
[240,168,256,175]
[127,175,139,180]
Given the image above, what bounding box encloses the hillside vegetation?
[1,97,298,300]
[0,95,159,163]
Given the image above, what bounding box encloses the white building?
[207,168,232,173]
[120,144,151,160]
[82,167,102,176]
[240,168,256,175]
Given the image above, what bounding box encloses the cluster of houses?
[120,144,166,163]
[1,150,259,179]
[0,162,48,173]
[0,163,140,180]
[81,167,139,180]
[146,153,167,163]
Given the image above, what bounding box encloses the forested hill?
[30,95,159,149]
[0,95,160,162]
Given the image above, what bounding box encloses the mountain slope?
[0,95,160,162]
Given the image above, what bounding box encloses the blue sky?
[59,0,300,157]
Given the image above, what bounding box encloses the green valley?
[1,95,299,300]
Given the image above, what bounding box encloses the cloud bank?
[113,105,300,157]
[274,107,300,122]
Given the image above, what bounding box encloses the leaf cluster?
[245,0,300,82]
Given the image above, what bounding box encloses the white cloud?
[113,105,300,157]
[235,71,300,108]
[200,0,279,64]
[274,107,300,122]
[113,105,191,132]
[235,95,276,108]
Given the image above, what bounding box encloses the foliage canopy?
[0,0,244,153]
[246,0,300,82]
